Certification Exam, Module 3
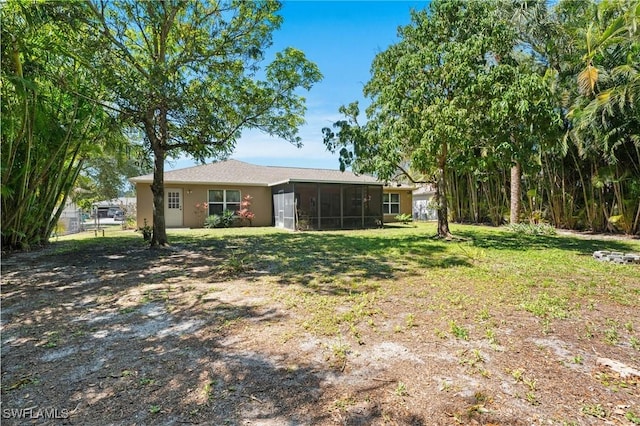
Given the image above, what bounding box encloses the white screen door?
[275,191,285,228]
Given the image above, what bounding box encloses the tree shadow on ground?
[4,227,633,424]
[454,229,639,255]
[0,286,330,425]
[3,229,462,425]
[3,228,469,297]
[199,231,470,290]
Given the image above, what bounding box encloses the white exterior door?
[165,188,183,227]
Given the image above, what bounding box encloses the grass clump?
[449,320,469,340]
[504,223,557,236]
[521,292,570,319]
[581,403,607,419]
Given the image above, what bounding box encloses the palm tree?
[569,0,640,233]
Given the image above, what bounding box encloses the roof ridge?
[262,164,341,172]
[166,158,243,171]
[226,158,343,173]
[129,159,381,185]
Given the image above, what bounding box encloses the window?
[167,191,180,209]
[208,190,241,215]
[383,193,400,214]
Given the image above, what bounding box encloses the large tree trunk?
[144,104,170,247]
[510,161,521,225]
[435,182,451,238]
[150,143,169,247]
[435,149,452,239]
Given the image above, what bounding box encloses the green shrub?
[204,210,236,228]
[505,222,556,236]
[125,215,137,230]
[139,218,152,241]
[395,213,412,224]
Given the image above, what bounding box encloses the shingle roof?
[129,159,381,186]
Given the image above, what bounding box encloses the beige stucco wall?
[136,183,153,228]
[135,183,408,228]
[135,183,273,228]
[382,189,413,222]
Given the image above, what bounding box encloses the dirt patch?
[1,233,639,425]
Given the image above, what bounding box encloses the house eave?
[383,186,418,191]
[268,179,383,187]
[130,178,270,187]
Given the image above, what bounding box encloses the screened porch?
[271,182,383,231]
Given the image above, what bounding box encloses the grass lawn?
[2,223,639,425]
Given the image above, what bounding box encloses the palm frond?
[577,64,599,95]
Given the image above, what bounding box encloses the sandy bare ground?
[1,228,639,425]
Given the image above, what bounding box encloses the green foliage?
[568,0,639,165]
[323,0,639,236]
[1,1,118,250]
[204,211,236,229]
[124,215,137,230]
[74,152,150,209]
[203,215,217,229]
[138,219,152,241]
[393,381,409,397]
[505,223,557,236]
[449,320,469,340]
[223,250,249,274]
[543,0,640,234]
[581,403,607,419]
[627,411,640,424]
[394,213,412,224]
[53,221,66,238]
[521,293,570,319]
[324,0,545,238]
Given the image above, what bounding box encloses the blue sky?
[167,0,430,171]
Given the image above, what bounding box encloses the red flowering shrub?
[194,201,208,225]
[237,195,255,226]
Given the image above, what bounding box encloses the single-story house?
[92,197,137,218]
[129,159,414,230]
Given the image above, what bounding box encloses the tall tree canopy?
[87,0,322,246]
[325,0,535,238]
[325,0,639,235]
[73,142,151,212]
[568,0,640,233]
[1,1,119,249]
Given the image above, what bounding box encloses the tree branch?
[87,0,151,79]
